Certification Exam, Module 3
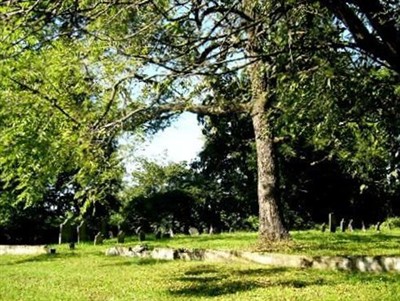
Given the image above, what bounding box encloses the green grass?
[112,229,400,256]
[288,229,400,256]
[1,246,400,301]
[2,230,400,300]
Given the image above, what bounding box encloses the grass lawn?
[1,230,400,300]
[121,229,400,256]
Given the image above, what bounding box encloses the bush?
[381,217,400,230]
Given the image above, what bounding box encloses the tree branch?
[9,77,81,126]
[102,101,249,130]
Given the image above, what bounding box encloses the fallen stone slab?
[105,245,400,272]
[0,245,50,255]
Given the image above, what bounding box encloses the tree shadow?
[290,232,400,255]
[1,252,79,265]
[169,265,326,298]
[100,258,171,267]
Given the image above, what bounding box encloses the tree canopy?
[0,0,399,242]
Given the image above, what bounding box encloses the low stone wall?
[106,245,400,272]
[0,245,49,255]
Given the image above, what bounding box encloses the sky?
[137,112,204,163]
[119,112,205,181]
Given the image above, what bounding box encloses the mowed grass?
[124,229,400,256]
[1,230,400,300]
[1,247,400,301]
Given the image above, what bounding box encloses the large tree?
[2,0,395,241]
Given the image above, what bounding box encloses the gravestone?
[154,226,166,239]
[361,221,366,232]
[376,222,381,232]
[340,218,345,232]
[117,230,125,243]
[94,232,104,245]
[348,219,354,232]
[59,218,73,245]
[108,231,114,239]
[77,220,88,244]
[138,230,146,242]
[209,225,214,235]
[328,213,336,233]
[321,223,326,232]
[162,229,173,239]
[189,227,200,236]
[69,242,75,250]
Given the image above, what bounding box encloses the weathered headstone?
[209,225,214,235]
[155,230,162,239]
[162,229,173,239]
[189,227,200,236]
[340,218,345,232]
[108,231,114,239]
[154,226,166,239]
[138,230,146,242]
[117,230,125,243]
[375,221,381,232]
[321,223,326,232]
[348,219,354,232]
[328,213,336,233]
[94,232,104,245]
[59,218,73,245]
[361,221,366,232]
[77,220,88,244]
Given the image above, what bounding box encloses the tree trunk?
[251,107,289,241]
[243,0,288,241]
[250,61,289,241]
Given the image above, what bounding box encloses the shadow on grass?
[100,258,172,267]
[2,252,80,265]
[293,232,400,244]
[169,265,327,297]
[288,232,400,255]
[344,272,400,284]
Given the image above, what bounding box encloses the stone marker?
[168,228,174,238]
[348,219,354,232]
[321,223,326,232]
[340,218,345,232]
[138,230,146,242]
[189,227,200,236]
[117,230,125,243]
[361,221,366,232]
[94,232,103,245]
[376,222,381,232]
[209,225,214,235]
[59,218,73,245]
[77,220,88,244]
[108,231,114,239]
[328,213,336,233]
[0,245,50,255]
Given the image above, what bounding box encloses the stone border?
[0,245,50,255]
[106,246,400,272]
